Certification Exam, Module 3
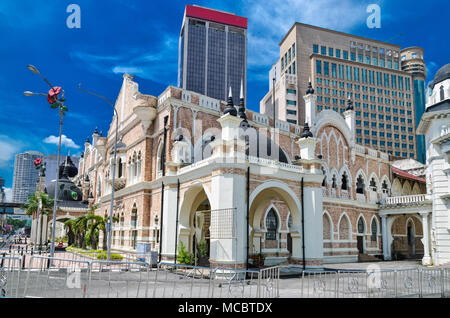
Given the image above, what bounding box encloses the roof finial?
[223,86,237,116]
[306,77,315,95]
[238,79,247,122]
[346,97,354,111]
[301,122,314,138]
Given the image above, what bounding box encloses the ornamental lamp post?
[77,84,126,262]
[24,64,68,263]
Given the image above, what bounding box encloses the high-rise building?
[12,151,44,203]
[260,22,421,160]
[178,4,247,105]
[44,155,79,188]
[400,47,427,163]
[0,176,5,203]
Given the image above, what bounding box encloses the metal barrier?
[301,270,339,298]
[300,268,450,298]
[259,266,280,298]
[88,260,150,298]
[22,255,90,298]
[0,256,22,298]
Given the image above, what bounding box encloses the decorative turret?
[296,122,319,161]
[303,78,317,127]
[223,86,237,116]
[344,97,356,140]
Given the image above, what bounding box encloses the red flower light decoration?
[47,86,62,105]
[34,158,43,167]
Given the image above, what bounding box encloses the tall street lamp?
[78,84,125,262]
[24,64,68,262]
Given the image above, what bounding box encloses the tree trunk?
[102,229,107,251]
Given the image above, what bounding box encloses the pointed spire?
[85,136,90,144]
[237,79,247,122]
[301,122,314,138]
[346,97,354,111]
[306,77,315,95]
[223,86,237,116]
[93,127,99,135]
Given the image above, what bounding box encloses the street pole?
[50,105,64,260]
[77,85,120,262]
[107,115,119,262]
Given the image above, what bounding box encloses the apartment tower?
[12,151,44,203]
[178,5,247,105]
[260,23,421,160]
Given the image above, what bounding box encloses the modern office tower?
[260,22,420,160]
[401,47,426,163]
[12,151,44,203]
[44,155,79,188]
[178,4,247,105]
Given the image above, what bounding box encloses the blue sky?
[0,0,448,197]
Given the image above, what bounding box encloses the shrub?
[96,251,123,261]
[177,241,194,265]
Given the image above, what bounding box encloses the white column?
[161,184,179,261]
[420,212,431,265]
[381,215,391,260]
[303,186,323,268]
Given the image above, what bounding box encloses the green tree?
[22,191,54,216]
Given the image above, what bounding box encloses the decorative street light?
[77,84,126,262]
[24,64,68,263]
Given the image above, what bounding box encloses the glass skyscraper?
[178,5,247,105]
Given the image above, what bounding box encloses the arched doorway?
[407,220,415,257]
[178,185,212,266]
[249,181,302,266]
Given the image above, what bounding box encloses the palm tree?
[22,191,55,247]
[22,191,54,216]
[64,219,76,246]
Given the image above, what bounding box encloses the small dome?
[429,63,450,89]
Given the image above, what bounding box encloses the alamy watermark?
[66,4,81,29]
[366,4,381,29]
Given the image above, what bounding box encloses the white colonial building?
[417,63,450,266]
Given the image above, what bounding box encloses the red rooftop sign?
[185,5,247,29]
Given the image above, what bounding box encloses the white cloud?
[43,135,80,149]
[70,34,178,85]
[0,135,22,168]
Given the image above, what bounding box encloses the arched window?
[118,158,123,178]
[156,141,163,177]
[440,85,445,101]
[341,172,348,190]
[371,219,377,241]
[131,205,137,228]
[357,217,365,234]
[321,167,327,187]
[331,175,337,189]
[287,214,293,230]
[356,175,365,194]
[265,209,278,240]
[369,177,377,192]
[381,180,389,194]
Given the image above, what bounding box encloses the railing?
[383,194,428,205]
[299,268,450,298]
[1,254,280,299]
